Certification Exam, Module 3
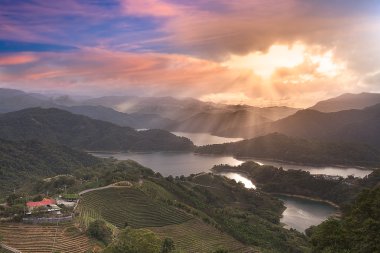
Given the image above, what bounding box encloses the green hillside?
[78,172,310,253]
[79,187,192,228]
[0,138,100,197]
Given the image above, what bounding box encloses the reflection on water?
[278,195,337,232]
[219,172,256,189]
[242,158,372,178]
[93,131,373,178]
[91,152,243,177]
[172,131,243,146]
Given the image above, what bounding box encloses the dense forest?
[0,138,101,197]
[0,108,194,152]
[197,133,380,167]
[307,187,380,253]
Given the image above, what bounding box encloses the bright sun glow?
[223,43,306,77]
[223,42,343,79]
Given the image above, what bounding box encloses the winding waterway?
[217,172,337,233]
[92,132,346,233]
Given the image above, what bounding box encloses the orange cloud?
[0,46,364,108]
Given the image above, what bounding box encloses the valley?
[0,89,379,253]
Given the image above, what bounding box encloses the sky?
[0,0,379,107]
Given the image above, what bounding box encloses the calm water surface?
[171,131,243,146]
[242,158,372,178]
[92,151,372,178]
[92,151,243,177]
[91,132,373,178]
[219,172,256,189]
[278,195,337,232]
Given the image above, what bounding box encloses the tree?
[310,187,380,253]
[161,238,175,253]
[87,220,112,245]
[104,228,162,253]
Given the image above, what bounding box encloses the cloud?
[121,0,183,17]
[0,46,360,107]
[0,54,38,65]
[0,0,379,107]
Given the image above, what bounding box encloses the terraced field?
[78,187,193,228]
[0,223,91,253]
[0,248,12,253]
[149,219,257,253]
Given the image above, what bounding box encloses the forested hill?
[196,133,380,167]
[0,108,194,152]
[0,139,100,196]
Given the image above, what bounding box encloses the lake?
[91,151,372,178]
[171,131,243,146]
[278,195,337,232]
[92,152,243,177]
[242,158,372,178]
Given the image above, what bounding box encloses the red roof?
[26,198,56,207]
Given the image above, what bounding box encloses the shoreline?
[234,155,377,171]
[195,152,377,171]
[272,193,341,210]
[90,150,377,171]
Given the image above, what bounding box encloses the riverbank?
[234,155,377,171]
[272,193,341,210]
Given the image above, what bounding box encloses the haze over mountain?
[310,92,380,112]
[0,88,299,134]
[0,108,194,152]
[225,103,380,149]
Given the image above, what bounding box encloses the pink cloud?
[0,54,38,65]
[0,47,361,107]
[121,0,183,17]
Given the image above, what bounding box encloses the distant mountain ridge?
[310,92,380,112]
[0,107,194,152]
[0,88,299,135]
[196,133,380,167]
[223,102,380,149]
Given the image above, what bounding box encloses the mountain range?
[224,103,380,149]
[309,92,380,112]
[196,133,380,167]
[0,88,299,134]
[0,107,194,151]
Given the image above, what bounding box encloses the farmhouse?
[26,198,60,213]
